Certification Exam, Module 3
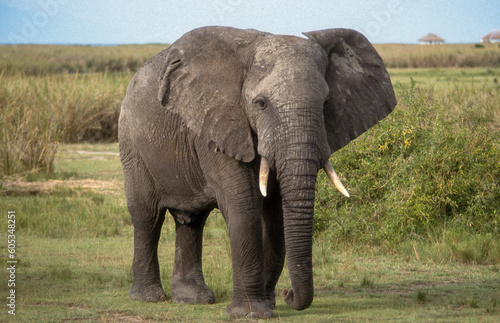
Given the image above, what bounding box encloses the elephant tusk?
[259,157,270,197]
[324,161,350,198]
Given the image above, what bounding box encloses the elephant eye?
[254,96,267,110]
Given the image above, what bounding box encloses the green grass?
[389,67,500,91]
[1,220,498,321]
[54,143,122,181]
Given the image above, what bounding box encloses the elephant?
[118,26,396,319]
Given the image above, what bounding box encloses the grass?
[389,67,500,91]
[374,43,500,68]
[0,71,129,176]
[1,44,499,321]
[0,188,498,321]
[0,44,166,75]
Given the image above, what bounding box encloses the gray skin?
[119,26,396,319]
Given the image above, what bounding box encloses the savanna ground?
[1,43,499,321]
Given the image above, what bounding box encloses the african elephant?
[119,26,396,319]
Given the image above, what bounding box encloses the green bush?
[316,79,500,244]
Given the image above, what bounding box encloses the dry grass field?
[375,43,500,68]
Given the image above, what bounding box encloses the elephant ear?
[158,27,265,162]
[304,28,397,152]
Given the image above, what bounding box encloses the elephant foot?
[226,299,273,319]
[129,283,167,302]
[172,280,215,304]
[265,290,276,309]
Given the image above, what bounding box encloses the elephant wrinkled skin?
[119,26,396,319]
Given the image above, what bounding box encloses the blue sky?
[1,0,498,45]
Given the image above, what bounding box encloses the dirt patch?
[1,179,122,195]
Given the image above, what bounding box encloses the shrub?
[315,78,500,244]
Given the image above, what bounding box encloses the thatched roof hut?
[481,30,500,43]
[418,33,445,45]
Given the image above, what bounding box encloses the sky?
[0,0,498,45]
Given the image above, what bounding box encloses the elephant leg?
[262,191,285,309]
[123,155,167,302]
[197,147,272,318]
[170,209,215,304]
[128,203,167,302]
[221,201,273,319]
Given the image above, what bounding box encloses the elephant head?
[157,26,396,310]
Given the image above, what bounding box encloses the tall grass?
[0,72,59,176]
[0,44,166,75]
[374,43,500,68]
[316,78,500,246]
[0,72,129,177]
[0,44,158,176]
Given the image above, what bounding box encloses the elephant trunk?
[279,158,318,310]
[258,102,332,310]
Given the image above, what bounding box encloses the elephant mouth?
[258,157,349,198]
